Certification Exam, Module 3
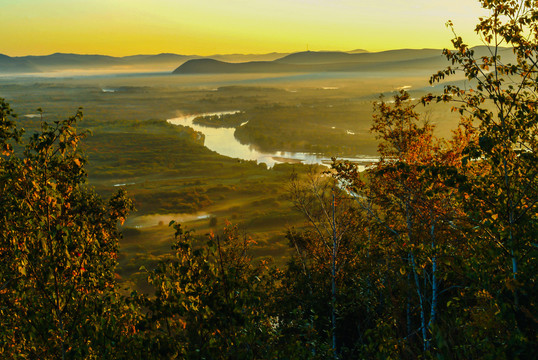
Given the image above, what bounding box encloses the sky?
[1,0,490,56]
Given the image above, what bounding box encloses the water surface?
[168,111,376,169]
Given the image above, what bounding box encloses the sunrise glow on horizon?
[1,0,489,56]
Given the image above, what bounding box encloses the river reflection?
[167,111,376,169]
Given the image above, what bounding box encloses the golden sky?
[1,0,489,56]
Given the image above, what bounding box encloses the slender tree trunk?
[429,255,437,330]
[427,219,438,351]
[410,253,428,352]
[405,201,428,351]
[331,192,338,360]
[511,246,519,307]
[407,272,412,340]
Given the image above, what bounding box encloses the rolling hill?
[172,49,452,75]
[0,54,40,73]
[0,52,288,74]
[22,53,123,69]
[274,51,365,64]
[172,58,308,74]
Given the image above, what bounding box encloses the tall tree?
[287,168,362,358]
[426,0,538,355]
[0,100,135,359]
[334,90,470,357]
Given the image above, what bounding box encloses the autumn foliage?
[0,0,536,359]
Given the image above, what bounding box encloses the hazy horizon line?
[2,47,454,58]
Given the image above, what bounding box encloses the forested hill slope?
[172,58,307,74]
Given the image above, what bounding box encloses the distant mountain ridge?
[274,51,364,64]
[0,54,40,73]
[172,49,450,75]
[171,47,516,75]
[0,52,290,74]
[173,58,308,74]
[21,53,123,68]
[0,47,514,75]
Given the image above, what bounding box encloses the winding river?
[167,111,377,169]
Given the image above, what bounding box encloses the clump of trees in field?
[1,1,536,358]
